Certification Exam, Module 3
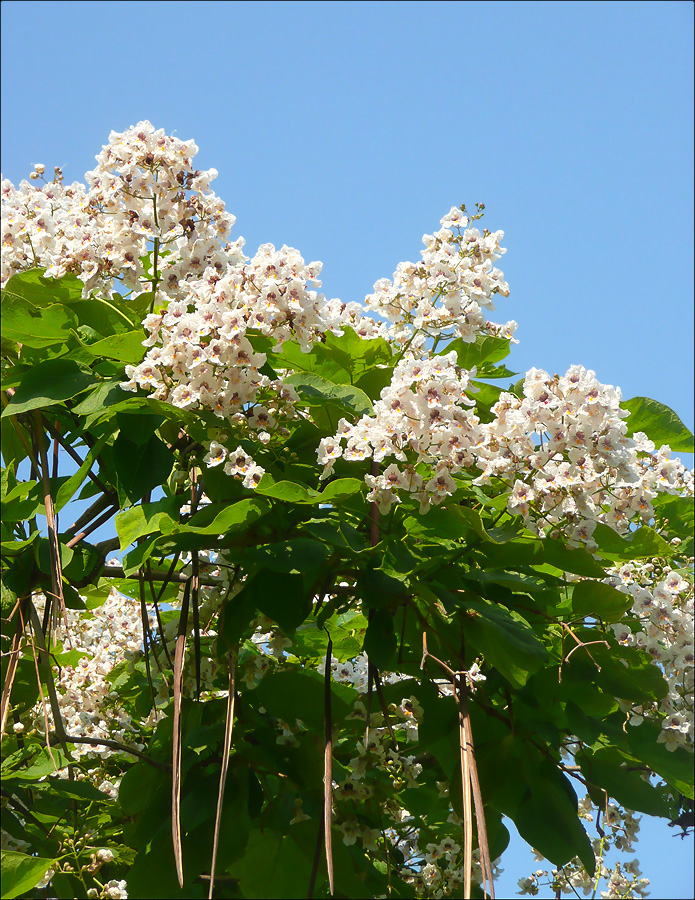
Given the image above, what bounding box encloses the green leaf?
[243,569,310,635]
[115,411,166,446]
[245,538,330,575]
[513,754,595,873]
[112,433,174,505]
[33,537,73,575]
[118,762,162,816]
[285,372,373,416]
[2,276,78,348]
[121,533,159,576]
[165,497,269,536]
[254,476,362,505]
[363,608,397,669]
[62,541,103,586]
[586,643,669,704]
[439,333,511,371]
[625,721,695,798]
[80,329,147,363]
[572,580,633,622]
[227,828,313,900]
[623,396,694,453]
[652,494,694,554]
[273,328,393,386]
[72,379,129,416]
[592,523,675,562]
[115,497,180,550]
[542,538,608,578]
[458,595,548,688]
[8,746,74,780]
[3,268,83,306]
[579,748,671,817]
[42,778,109,802]
[2,359,95,417]
[252,668,353,733]
[1,851,56,900]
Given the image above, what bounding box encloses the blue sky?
[1,1,693,896]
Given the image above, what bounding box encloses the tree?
[1,122,692,900]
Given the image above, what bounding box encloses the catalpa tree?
[1,123,693,900]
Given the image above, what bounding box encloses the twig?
[46,733,171,772]
[65,503,119,549]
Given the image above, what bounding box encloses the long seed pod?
[323,635,335,896]
[208,650,237,899]
[172,579,192,889]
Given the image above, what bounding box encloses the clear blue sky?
[1,1,692,896]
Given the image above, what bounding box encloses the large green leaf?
[162,497,269,537]
[572,580,633,622]
[457,594,548,688]
[252,668,353,733]
[1,851,56,900]
[226,828,313,900]
[438,333,511,371]
[2,359,95,417]
[512,753,595,873]
[284,372,373,417]
[542,538,608,578]
[112,433,174,505]
[582,643,669,704]
[2,270,80,348]
[72,379,130,416]
[579,748,671,817]
[244,538,330,575]
[1,294,76,348]
[625,721,695,798]
[592,523,675,562]
[254,476,363,505]
[240,569,310,635]
[363,608,397,669]
[623,396,694,453]
[115,497,180,550]
[81,329,148,363]
[273,328,392,386]
[2,268,83,306]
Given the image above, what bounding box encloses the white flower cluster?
[87,879,129,900]
[321,358,693,545]
[365,205,514,354]
[318,351,483,513]
[610,558,694,750]
[28,590,152,767]
[318,651,410,691]
[473,366,694,544]
[2,121,236,297]
[519,796,647,898]
[119,237,385,483]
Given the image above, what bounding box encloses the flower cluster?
[318,350,483,512]
[609,555,694,749]
[365,204,514,354]
[2,121,237,298]
[473,367,694,544]
[27,590,153,768]
[322,356,693,546]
